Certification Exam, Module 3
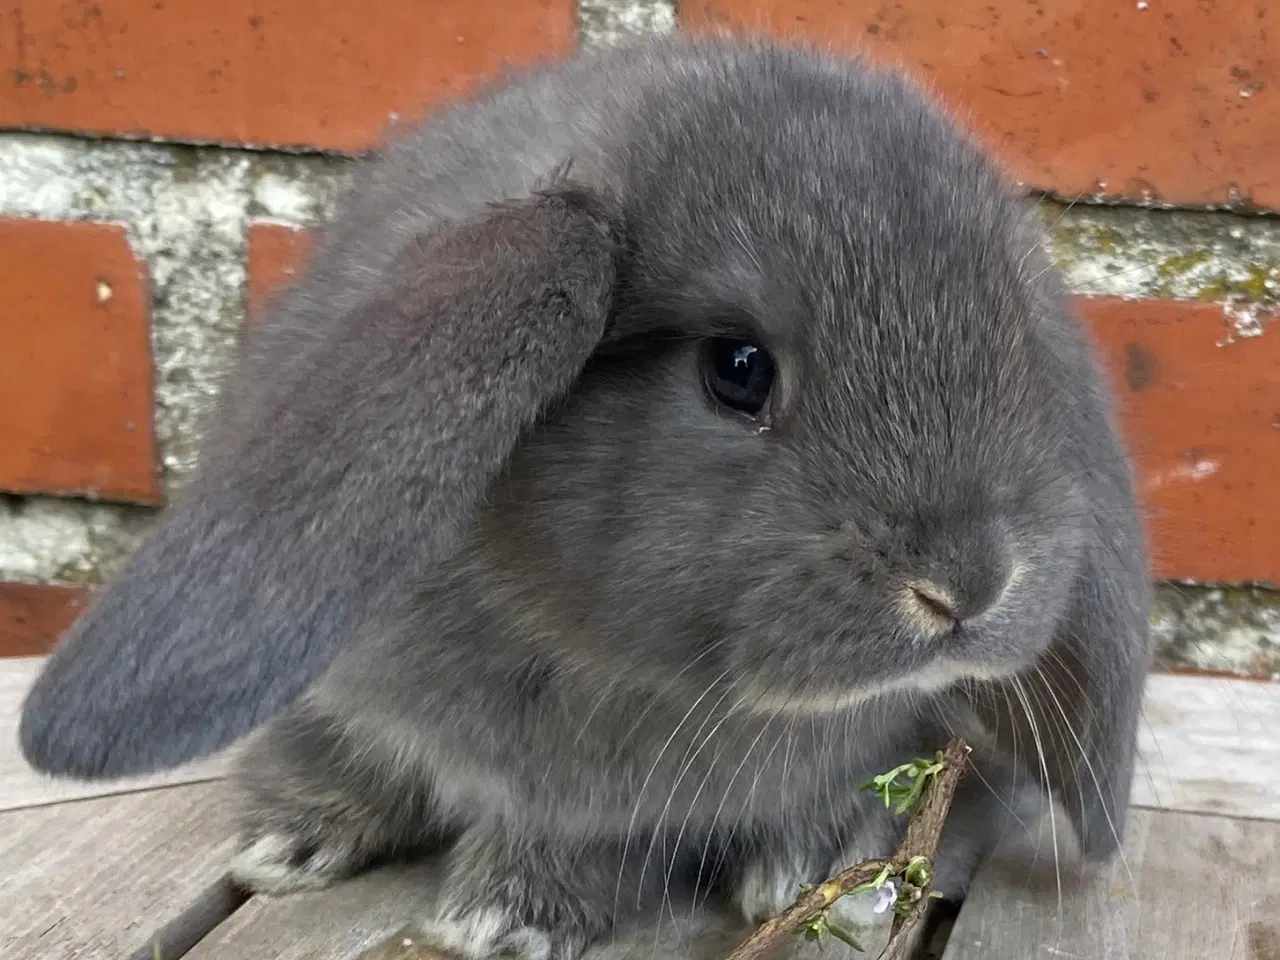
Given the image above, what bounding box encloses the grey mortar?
[579,0,676,48]
[1043,202,1280,316]
[1153,585,1280,680]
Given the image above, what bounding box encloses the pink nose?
[910,582,961,623]
[907,574,1004,628]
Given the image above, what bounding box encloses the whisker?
[642,680,743,939]
[1029,665,1137,891]
[689,687,787,914]
[611,665,734,940]
[1014,676,1065,941]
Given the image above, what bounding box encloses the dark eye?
[700,337,776,418]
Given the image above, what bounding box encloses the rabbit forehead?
[613,42,1030,305]
[608,52,1050,450]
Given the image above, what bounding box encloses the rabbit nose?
[899,502,1017,630]
[902,569,1008,631]
[908,581,962,624]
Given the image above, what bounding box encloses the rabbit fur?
[20,31,1152,960]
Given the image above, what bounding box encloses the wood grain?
[941,808,1280,960]
[0,656,234,812]
[187,857,835,960]
[180,675,1280,960]
[0,782,241,960]
[1131,673,1280,821]
[1,658,1275,959]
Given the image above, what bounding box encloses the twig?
[723,737,971,960]
[879,737,971,959]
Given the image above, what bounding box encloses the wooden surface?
[186,861,767,960]
[1,656,233,812]
[1131,673,1280,821]
[2,654,1277,960]
[941,808,1280,960]
[0,782,241,960]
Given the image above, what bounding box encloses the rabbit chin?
[734,658,1020,717]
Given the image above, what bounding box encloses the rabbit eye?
[700,337,776,418]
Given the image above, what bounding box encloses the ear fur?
[20,183,619,779]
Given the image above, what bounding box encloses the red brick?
[0,583,90,658]
[246,223,314,320]
[684,0,1280,211]
[1079,296,1280,585]
[0,0,576,153]
[0,219,161,505]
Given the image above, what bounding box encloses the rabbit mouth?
[733,657,1021,718]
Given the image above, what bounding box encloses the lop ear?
[969,567,1151,861]
[20,183,619,780]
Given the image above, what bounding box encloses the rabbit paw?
[733,845,887,946]
[733,850,821,924]
[418,827,612,960]
[229,830,364,895]
[418,907,584,960]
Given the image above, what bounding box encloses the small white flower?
[872,879,899,914]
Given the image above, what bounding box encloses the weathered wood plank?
[2,655,1274,958]
[183,672,1280,960]
[187,856,895,960]
[941,808,1280,960]
[1132,673,1280,821]
[0,781,242,960]
[187,859,745,960]
[0,656,234,812]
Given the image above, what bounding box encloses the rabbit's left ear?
[19,184,619,780]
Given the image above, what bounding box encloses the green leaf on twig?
[798,914,866,952]
[860,752,946,815]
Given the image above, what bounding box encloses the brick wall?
[1,0,1276,677]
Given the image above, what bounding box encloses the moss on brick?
[1041,202,1280,305]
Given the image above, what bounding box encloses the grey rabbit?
[20,31,1152,960]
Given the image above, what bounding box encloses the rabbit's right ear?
[20,183,619,781]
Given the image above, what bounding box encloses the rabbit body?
[20,32,1151,960]
[225,33,1151,959]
